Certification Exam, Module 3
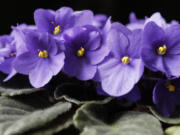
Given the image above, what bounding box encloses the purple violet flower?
[141,22,180,77]
[13,31,65,88]
[0,35,16,81]
[153,79,180,117]
[98,23,144,97]
[63,25,110,80]
[0,24,37,81]
[34,7,94,39]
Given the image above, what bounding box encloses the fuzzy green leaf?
[0,87,44,97]
[165,126,180,135]
[0,94,73,135]
[74,102,163,135]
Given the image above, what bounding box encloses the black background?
[0,0,179,35]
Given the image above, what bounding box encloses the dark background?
[0,0,179,35]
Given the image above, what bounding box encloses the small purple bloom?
[34,7,94,39]
[63,25,110,80]
[141,22,180,77]
[153,79,180,117]
[0,35,16,80]
[0,24,37,81]
[97,83,141,102]
[13,31,65,88]
[98,23,144,97]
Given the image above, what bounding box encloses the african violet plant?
[0,6,180,135]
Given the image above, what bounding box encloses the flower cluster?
[1,7,180,117]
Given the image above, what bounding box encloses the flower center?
[53,25,61,35]
[77,47,85,57]
[167,84,175,92]
[165,82,175,92]
[157,45,167,55]
[121,56,130,64]
[38,50,48,58]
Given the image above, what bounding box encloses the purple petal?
[55,7,74,30]
[29,59,53,88]
[111,22,131,35]
[123,85,141,102]
[106,28,129,58]
[13,52,39,75]
[102,17,111,34]
[98,58,144,96]
[93,70,101,82]
[164,54,180,77]
[48,52,65,75]
[93,14,108,28]
[11,24,34,55]
[73,10,94,27]
[64,57,97,80]
[86,45,110,65]
[165,25,180,54]
[129,12,138,23]
[145,12,167,28]
[25,31,57,55]
[141,22,167,72]
[153,80,176,117]
[141,46,167,72]
[143,22,165,46]
[127,23,144,31]
[0,48,12,57]
[34,9,55,33]
[85,31,101,51]
[3,69,17,82]
[0,58,14,74]
[127,29,142,58]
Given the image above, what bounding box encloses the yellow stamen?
[53,25,61,35]
[157,45,167,55]
[77,47,85,57]
[38,50,48,58]
[168,84,175,92]
[121,56,130,64]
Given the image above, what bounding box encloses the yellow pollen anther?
[121,56,130,64]
[168,84,175,92]
[77,47,85,57]
[157,45,167,55]
[38,50,48,58]
[53,25,61,35]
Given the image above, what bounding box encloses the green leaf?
[149,106,180,124]
[0,94,73,135]
[0,87,44,97]
[165,126,180,135]
[74,102,163,135]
